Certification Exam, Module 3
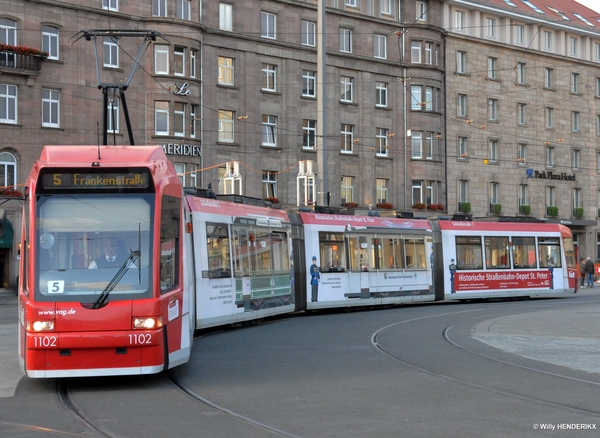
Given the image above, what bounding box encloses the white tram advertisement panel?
[186,196,293,328]
[437,221,577,299]
[299,213,433,308]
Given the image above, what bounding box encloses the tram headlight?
[133,317,163,329]
[30,321,55,332]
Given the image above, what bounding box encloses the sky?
[575,1,600,15]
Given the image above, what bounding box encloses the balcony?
[0,47,46,76]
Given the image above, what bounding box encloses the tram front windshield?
[35,194,153,302]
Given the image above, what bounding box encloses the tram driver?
[89,237,132,269]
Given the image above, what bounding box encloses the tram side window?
[232,226,249,277]
[160,195,180,293]
[404,237,427,270]
[206,223,231,278]
[484,236,509,268]
[270,232,290,272]
[563,237,575,268]
[512,236,536,268]
[455,236,483,270]
[538,237,561,268]
[382,237,403,269]
[319,232,346,272]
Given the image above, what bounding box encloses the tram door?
[357,235,371,298]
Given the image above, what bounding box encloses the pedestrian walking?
[584,257,595,288]
[580,258,586,287]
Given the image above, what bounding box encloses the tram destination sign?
[42,171,151,190]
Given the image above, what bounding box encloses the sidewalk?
[472,289,600,374]
[0,287,20,398]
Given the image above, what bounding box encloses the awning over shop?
[0,219,14,248]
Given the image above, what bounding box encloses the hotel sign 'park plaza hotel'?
[2,0,600,288]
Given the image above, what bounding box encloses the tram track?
[371,300,600,418]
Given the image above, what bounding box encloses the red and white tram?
[19,145,194,377]
[431,220,577,300]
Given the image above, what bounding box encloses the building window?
[516,62,525,84]
[341,124,354,153]
[42,88,60,128]
[42,26,59,60]
[515,24,524,44]
[416,1,428,22]
[0,19,16,67]
[489,182,499,206]
[218,110,234,143]
[107,97,119,133]
[488,99,498,121]
[376,128,389,156]
[545,68,553,88]
[190,50,197,78]
[486,18,496,38]
[457,94,467,117]
[263,171,277,199]
[489,139,498,162]
[546,186,555,209]
[458,137,468,158]
[518,184,528,207]
[571,111,580,132]
[411,41,421,63]
[341,176,354,204]
[596,43,600,62]
[155,101,169,135]
[303,119,316,149]
[340,28,352,53]
[411,86,422,110]
[574,188,582,210]
[597,115,600,135]
[262,115,277,146]
[220,3,233,31]
[543,31,552,50]
[412,180,423,204]
[174,46,185,76]
[102,0,118,11]
[374,34,387,59]
[571,73,579,93]
[262,64,276,91]
[218,56,234,85]
[545,107,554,129]
[456,11,465,31]
[517,103,526,125]
[0,84,17,124]
[459,180,469,205]
[0,152,16,188]
[190,105,197,138]
[177,0,190,20]
[340,76,353,103]
[103,38,118,68]
[152,0,167,17]
[154,45,169,74]
[376,82,388,107]
[457,51,466,73]
[261,12,276,39]
[346,0,358,6]
[569,36,578,56]
[174,102,185,137]
[302,20,316,46]
[573,149,581,171]
[302,70,316,97]
[377,179,388,203]
[381,0,392,14]
[546,146,555,168]
[518,143,527,164]
[596,77,600,97]
[488,57,497,80]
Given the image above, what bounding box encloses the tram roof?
[298,212,431,230]
[36,145,169,167]
[436,220,571,235]
[185,195,290,221]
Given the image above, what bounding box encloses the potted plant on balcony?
[264,197,279,204]
[427,203,438,210]
[376,202,393,209]
[574,207,584,219]
[547,206,558,217]
[342,202,358,208]
[459,202,471,213]
[0,187,23,197]
[437,204,445,211]
[412,202,426,210]
[0,43,48,58]
[519,204,530,215]
[492,203,502,215]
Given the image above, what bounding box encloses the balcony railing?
[0,52,43,73]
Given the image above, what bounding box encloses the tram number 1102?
[33,336,57,348]
[129,334,153,345]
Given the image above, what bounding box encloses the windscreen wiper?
[91,250,140,309]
